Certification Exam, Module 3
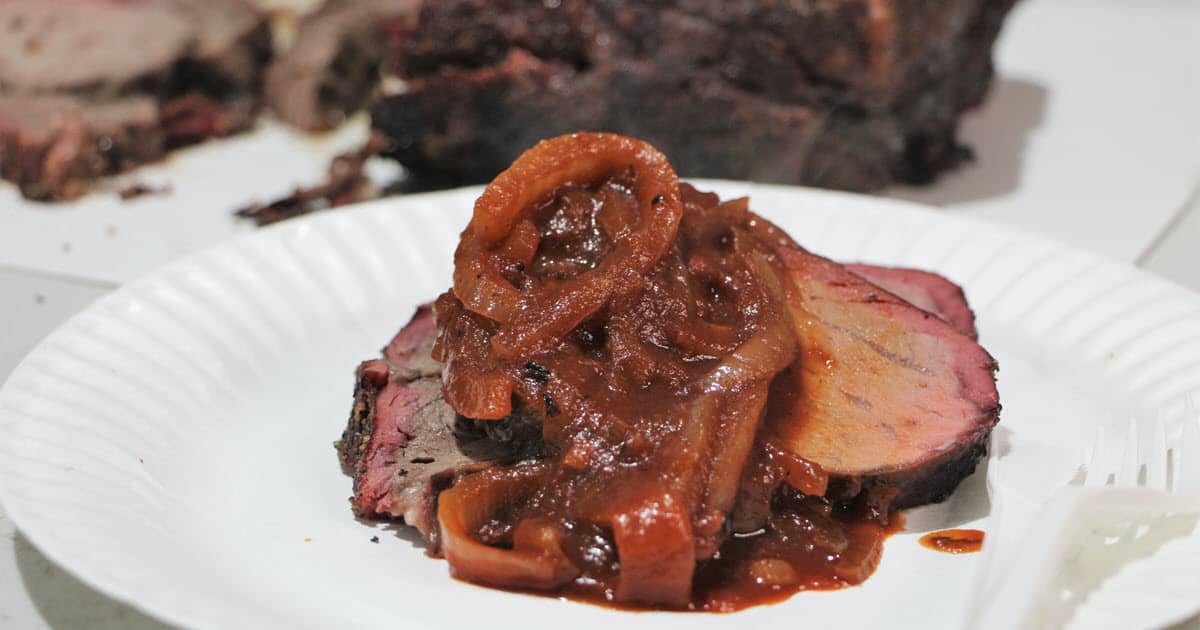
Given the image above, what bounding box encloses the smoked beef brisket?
[348,0,1018,191]
[339,264,994,543]
[773,251,999,509]
[336,304,539,550]
[0,0,270,201]
[847,264,979,339]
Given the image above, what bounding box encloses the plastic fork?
[973,395,1200,630]
[1082,396,1200,494]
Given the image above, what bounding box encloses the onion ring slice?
[437,465,579,590]
[453,133,683,356]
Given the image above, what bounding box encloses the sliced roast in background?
[0,95,165,201]
[264,0,1018,192]
[167,0,273,90]
[0,0,271,201]
[0,0,192,93]
[266,0,422,132]
[365,0,1019,192]
[771,248,999,509]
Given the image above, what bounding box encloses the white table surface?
[2,0,1200,627]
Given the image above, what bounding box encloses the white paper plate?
[2,182,1199,629]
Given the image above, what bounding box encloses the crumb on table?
[119,182,172,200]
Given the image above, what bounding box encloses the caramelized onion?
[698,324,796,395]
[609,490,694,606]
[747,558,799,587]
[430,134,839,608]
[437,465,579,590]
[453,133,683,357]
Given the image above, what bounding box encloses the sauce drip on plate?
[918,529,984,554]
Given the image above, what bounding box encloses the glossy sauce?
[441,177,904,611]
[490,503,905,612]
[918,529,984,554]
[688,502,905,612]
[436,134,907,611]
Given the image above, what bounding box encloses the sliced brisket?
[0,95,165,201]
[342,260,995,539]
[336,304,534,549]
[266,0,421,132]
[771,248,999,510]
[0,0,270,201]
[0,0,193,93]
[168,0,272,89]
[848,264,978,339]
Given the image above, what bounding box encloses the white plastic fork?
[973,394,1200,630]
[1062,395,1200,630]
[1083,394,1200,494]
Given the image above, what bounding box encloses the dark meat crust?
[336,359,386,476]
[826,419,994,510]
[369,0,1020,192]
[335,305,534,550]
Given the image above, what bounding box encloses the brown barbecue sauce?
[486,500,905,612]
[918,529,984,554]
[438,135,910,612]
